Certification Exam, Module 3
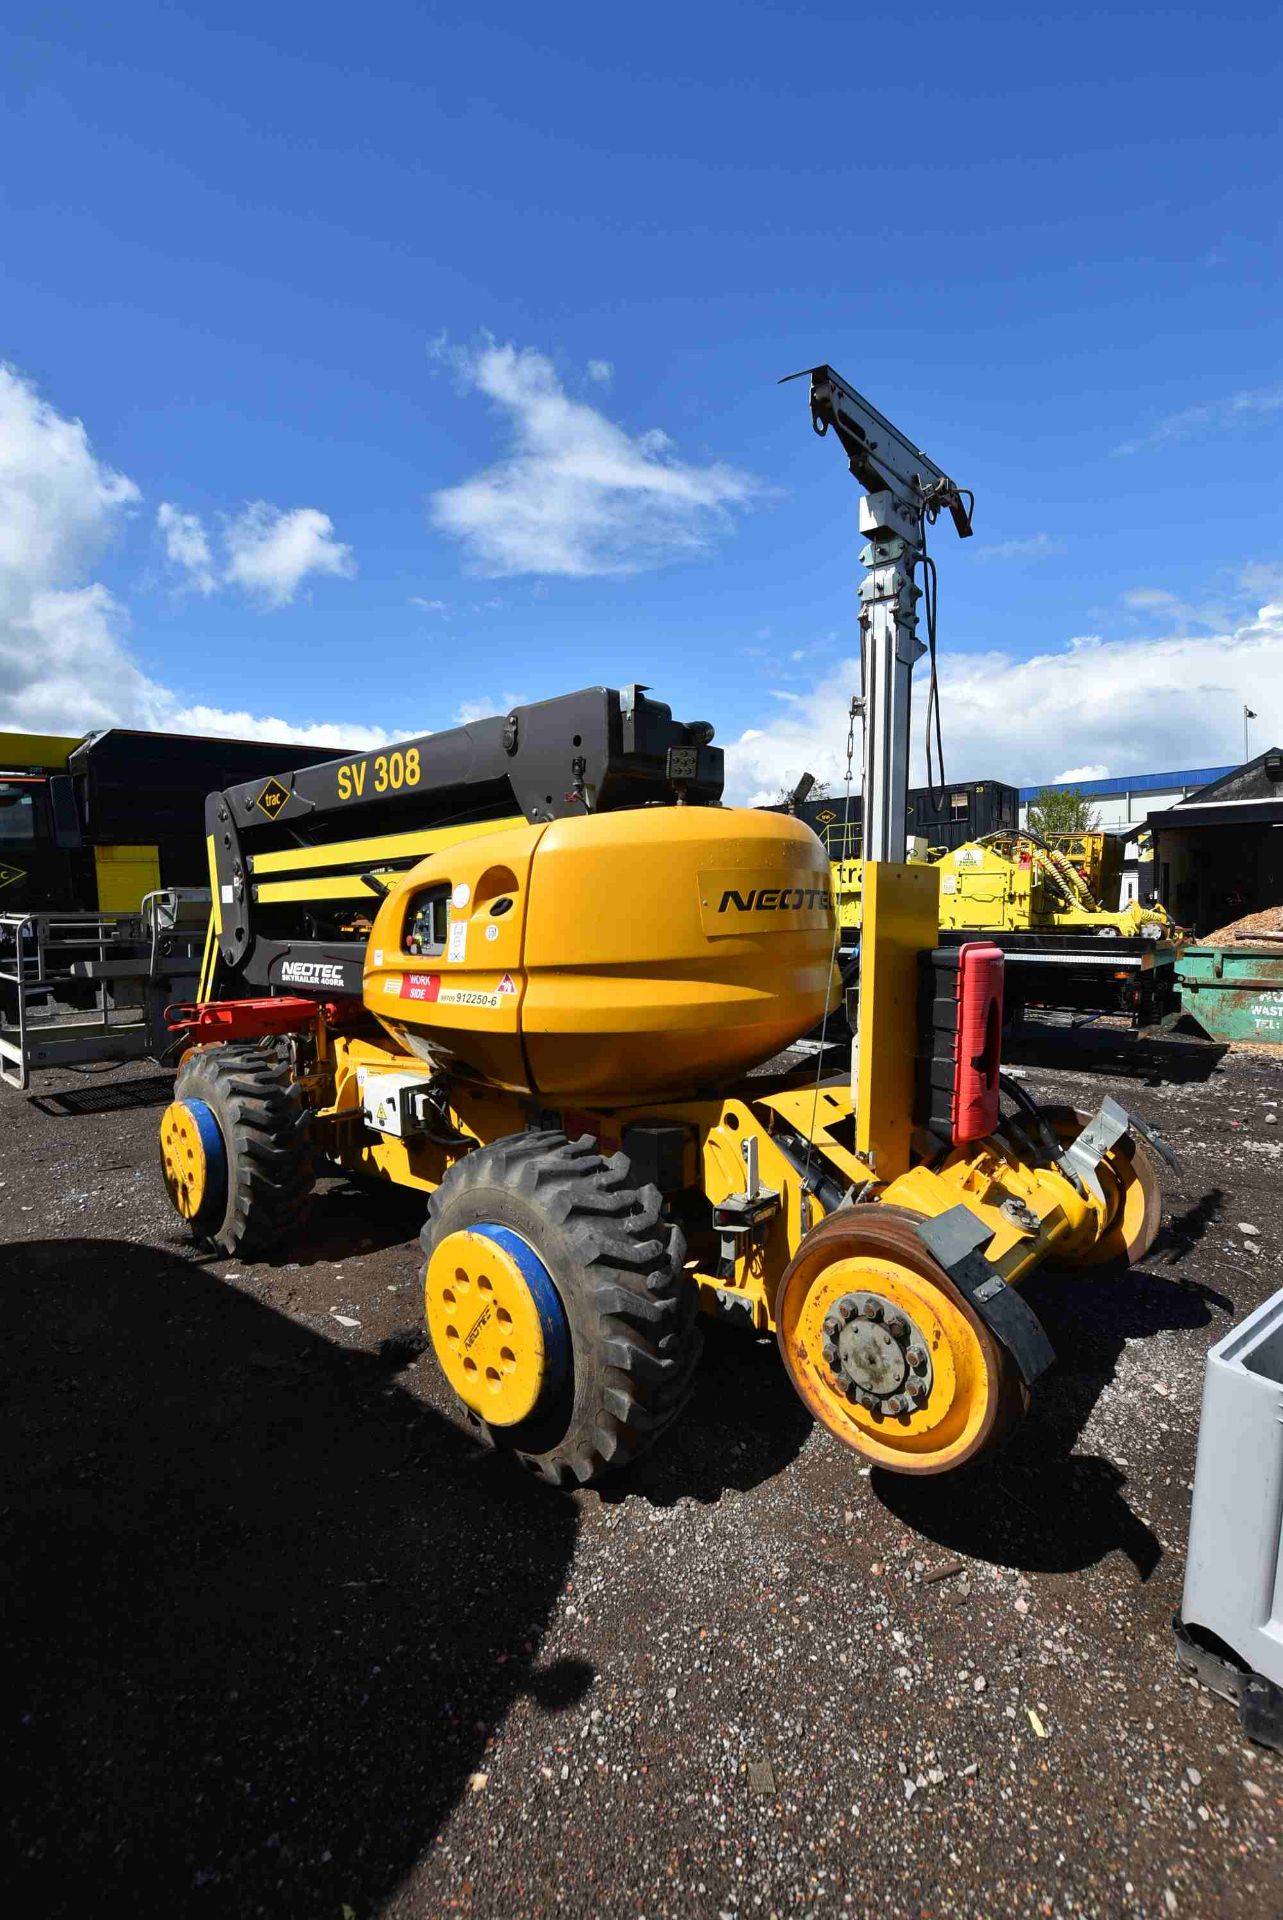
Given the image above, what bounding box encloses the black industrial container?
[779,779,1019,857]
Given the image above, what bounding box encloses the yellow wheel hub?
[777,1211,1023,1475]
[425,1226,567,1427]
[159,1097,224,1224]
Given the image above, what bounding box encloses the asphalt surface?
[3,1025,1282,1919]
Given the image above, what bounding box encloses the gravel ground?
[3,1026,1282,1919]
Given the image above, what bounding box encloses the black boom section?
[205,685,722,988]
[216,685,721,834]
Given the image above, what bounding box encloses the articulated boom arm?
[204,683,722,1000]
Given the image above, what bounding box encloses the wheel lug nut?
[910,1381,928,1405]
[838,1299,858,1324]
[887,1315,908,1340]
[861,1301,883,1322]
[907,1348,927,1373]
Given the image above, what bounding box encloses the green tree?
[1025,785,1099,838]
[774,776,830,807]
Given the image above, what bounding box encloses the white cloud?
[973,532,1065,562]
[453,690,528,727]
[158,498,356,606]
[723,600,1283,803]
[224,502,355,606]
[1053,763,1111,783]
[429,337,758,576]
[162,704,392,750]
[410,595,450,614]
[1122,587,1179,609]
[586,359,613,385]
[156,501,216,595]
[0,365,383,748]
[1115,384,1283,456]
[0,363,144,733]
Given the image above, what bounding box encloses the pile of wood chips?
[1203,903,1283,945]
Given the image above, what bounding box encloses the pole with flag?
[1245,705,1258,761]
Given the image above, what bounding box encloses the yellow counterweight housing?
[363,805,838,1105]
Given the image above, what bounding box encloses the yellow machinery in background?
[833,829,1173,940]
[1046,830,1122,903]
[935,830,1172,938]
[158,367,1173,1489]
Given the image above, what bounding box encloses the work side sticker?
[697,868,833,937]
[394,972,504,1010]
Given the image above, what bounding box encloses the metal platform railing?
[0,891,208,1090]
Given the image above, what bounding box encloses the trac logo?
[255,777,290,818]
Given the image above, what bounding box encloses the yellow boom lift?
[159,367,1172,1483]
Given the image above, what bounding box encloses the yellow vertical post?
[196,834,222,1003]
[854,860,940,1180]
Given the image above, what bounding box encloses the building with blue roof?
[1017,766,1236,833]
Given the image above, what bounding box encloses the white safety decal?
[451,882,471,909]
[447,920,467,963]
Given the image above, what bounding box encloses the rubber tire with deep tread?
[421,1129,701,1486]
[172,1041,314,1258]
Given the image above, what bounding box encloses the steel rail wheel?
[776,1208,1028,1475]
[1036,1105,1163,1268]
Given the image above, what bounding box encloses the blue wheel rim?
[470,1222,571,1413]
[182,1096,228,1232]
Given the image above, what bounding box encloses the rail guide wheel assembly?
[1038,1103,1164,1269]
[775,1209,1027,1474]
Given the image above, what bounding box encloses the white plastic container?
[1181,1285,1283,1690]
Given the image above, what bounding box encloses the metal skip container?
[1175,944,1283,1043]
[1175,1286,1283,1747]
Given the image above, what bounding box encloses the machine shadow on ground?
[610,1319,814,1508]
[291,1171,430,1267]
[1004,1023,1228,1088]
[874,1257,1227,1578]
[2,1238,589,1920]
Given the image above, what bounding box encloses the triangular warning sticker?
[496,971,517,995]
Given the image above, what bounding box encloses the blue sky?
[1,2,1280,797]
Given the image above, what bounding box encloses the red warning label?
[496,971,517,995]
[400,972,442,1002]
